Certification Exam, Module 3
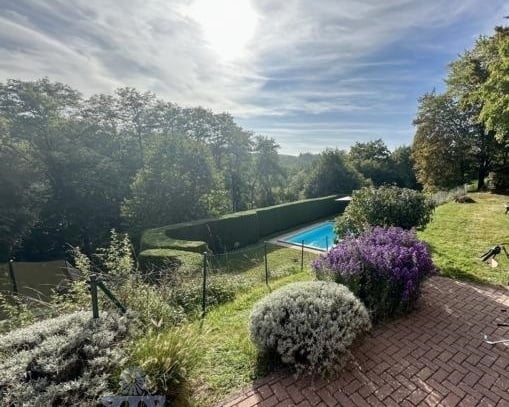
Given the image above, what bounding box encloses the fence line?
[2,241,321,322]
[429,184,468,206]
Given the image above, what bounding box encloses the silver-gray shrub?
[0,310,130,406]
[249,281,371,376]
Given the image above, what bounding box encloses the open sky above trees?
[0,0,507,154]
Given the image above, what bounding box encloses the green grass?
[418,192,509,286]
[187,271,312,407]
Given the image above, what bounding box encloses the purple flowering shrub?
[312,227,437,322]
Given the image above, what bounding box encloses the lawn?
[418,192,509,286]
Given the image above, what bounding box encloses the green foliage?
[0,311,130,406]
[413,26,509,192]
[95,230,135,277]
[0,293,35,333]
[250,136,286,207]
[129,326,202,405]
[412,92,477,192]
[122,133,219,236]
[249,281,371,376]
[478,27,509,143]
[336,186,435,235]
[348,139,396,186]
[304,149,367,198]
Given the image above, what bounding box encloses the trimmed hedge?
[257,195,348,237]
[139,195,346,268]
[138,249,203,272]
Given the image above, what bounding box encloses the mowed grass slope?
[418,192,509,286]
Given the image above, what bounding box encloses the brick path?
[219,277,509,407]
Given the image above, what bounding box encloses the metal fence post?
[96,280,127,314]
[8,259,18,295]
[264,242,269,286]
[301,241,304,272]
[90,274,99,319]
[202,252,207,316]
[326,235,329,251]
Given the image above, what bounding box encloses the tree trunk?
[477,165,487,191]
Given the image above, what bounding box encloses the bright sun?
[186,0,258,61]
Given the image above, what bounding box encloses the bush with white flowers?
[249,281,371,376]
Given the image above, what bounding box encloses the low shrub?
[0,311,130,406]
[129,326,202,406]
[313,227,437,322]
[249,281,371,376]
[336,185,435,236]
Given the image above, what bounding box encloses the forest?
[0,80,415,262]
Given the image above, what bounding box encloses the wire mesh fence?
[1,242,323,327]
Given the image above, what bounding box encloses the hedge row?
[140,195,347,260]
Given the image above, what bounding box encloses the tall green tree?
[122,134,218,234]
[445,27,508,189]
[412,92,475,192]
[250,136,286,207]
[0,118,47,261]
[348,139,397,186]
[304,149,366,198]
[478,27,509,143]
[391,146,420,189]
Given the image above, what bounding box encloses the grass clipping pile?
[249,281,371,377]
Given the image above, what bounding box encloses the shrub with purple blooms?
[312,227,437,322]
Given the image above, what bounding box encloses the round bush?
[336,185,435,236]
[313,227,437,322]
[249,281,371,376]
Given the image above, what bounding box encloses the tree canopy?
[0,79,417,261]
[412,26,509,191]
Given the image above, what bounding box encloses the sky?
[0,0,507,155]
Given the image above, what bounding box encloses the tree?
[122,133,217,234]
[304,149,366,198]
[250,136,286,207]
[390,146,420,189]
[348,139,398,186]
[0,118,47,261]
[445,28,508,190]
[478,27,509,143]
[412,92,475,192]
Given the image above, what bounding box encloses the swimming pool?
[280,221,336,251]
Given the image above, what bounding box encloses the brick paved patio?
[219,277,509,407]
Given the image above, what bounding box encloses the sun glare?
[186,0,258,61]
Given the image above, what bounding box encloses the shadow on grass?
[438,266,488,286]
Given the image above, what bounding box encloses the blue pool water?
[281,221,336,251]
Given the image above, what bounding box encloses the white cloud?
[0,0,507,152]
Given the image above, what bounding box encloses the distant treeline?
[0,79,416,262]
